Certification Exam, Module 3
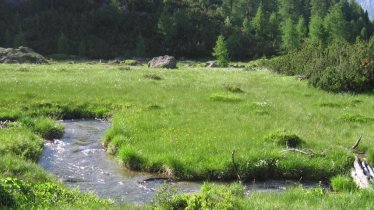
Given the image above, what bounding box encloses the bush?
[212,35,230,67]
[265,130,304,148]
[267,39,374,92]
[0,179,16,208]
[0,177,107,209]
[331,175,356,192]
[154,183,246,210]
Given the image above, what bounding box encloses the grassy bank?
[1,62,374,208]
[153,182,374,209]
[0,124,110,209]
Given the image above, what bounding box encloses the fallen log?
[351,156,371,189]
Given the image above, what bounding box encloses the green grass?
[1,63,373,181]
[0,127,43,161]
[246,186,374,209]
[0,128,109,209]
[330,175,357,192]
[1,62,374,208]
[20,117,64,140]
[153,182,374,209]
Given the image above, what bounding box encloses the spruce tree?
[281,18,298,51]
[296,16,307,46]
[212,35,229,67]
[310,0,330,17]
[251,3,266,40]
[324,2,348,44]
[308,15,327,46]
[242,17,251,34]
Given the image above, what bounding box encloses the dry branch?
[352,134,363,150]
[0,120,9,128]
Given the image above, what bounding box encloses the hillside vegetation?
[0,0,372,59]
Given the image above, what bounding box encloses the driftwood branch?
[231,150,241,182]
[351,156,371,189]
[352,134,363,150]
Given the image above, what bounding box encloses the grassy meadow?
[1,62,374,208]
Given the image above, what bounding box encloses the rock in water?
[148,55,177,69]
[0,46,48,64]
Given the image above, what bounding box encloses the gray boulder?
[148,55,177,69]
[0,46,48,64]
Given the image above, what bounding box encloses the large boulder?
[148,55,177,69]
[0,46,48,64]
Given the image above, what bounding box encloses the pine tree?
[310,0,330,17]
[278,0,302,21]
[58,33,69,54]
[268,13,279,38]
[324,2,348,44]
[212,35,229,67]
[268,12,280,49]
[251,2,266,40]
[281,18,298,51]
[296,16,307,46]
[308,15,327,46]
[242,17,251,34]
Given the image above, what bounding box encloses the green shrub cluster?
[330,175,357,192]
[267,39,374,92]
[265,130,304,148]
[0,177,107,209]
[154,183,245,210]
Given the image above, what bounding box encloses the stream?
[38,120,326,203]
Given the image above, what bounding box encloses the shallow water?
[38,120,326,203]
